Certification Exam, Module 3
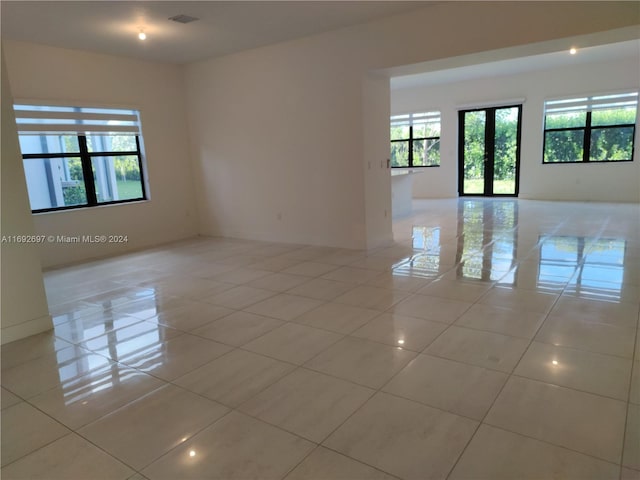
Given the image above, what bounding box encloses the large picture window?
[390,111,441,167]
[543,92,637,163]
[14,104,147,213]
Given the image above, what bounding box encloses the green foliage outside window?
[390,114,441,167]
[463,109,519,183]
[62,184,86,205]
[544,105,636,163]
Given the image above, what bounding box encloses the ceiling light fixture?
[569,47,577,55]
[138,30,147,41]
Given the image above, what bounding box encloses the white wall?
[1,49,52,344]
[185,2,640,249]
[3,4,639,264]
[2,40,198,268]
[1,3,637,345]
[392,55,640,202]
[363,74,393,249]
[185,38,370,249]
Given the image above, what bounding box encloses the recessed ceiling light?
[569,47,577,55]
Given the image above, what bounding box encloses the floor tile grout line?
[380,340,634,403]
[185,288,491,477]
[0,431,76,471]
[476,421,625,468]
[176,320,286,348]
[64,378,170,428]
[444,246,568,479]
[128,366,417,476]
[1,402,142,474]
[11,198,640,476]
[226,371,378,448]
[289,444,404,480]
[376,389,487,425]
[287,286,498,478]
[618,305,640,479]
[389,272,525,478]
[53,317,165,346]
[20,288,341,472]
[507,372,631,403]
[447,318,637,361]
[280,369,406,476]
[447,242,634,477]
[48,327,303,403]
[118,406,239,475]
[164,351,300,409]
[289,302,385,332]
[443,317,545,342]
[69,427,153,475]
[236,322,347,368]
[2,352,142,405]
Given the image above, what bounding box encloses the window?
[14,104,147,212]
[390,111,441,167]
[543,92,637,163]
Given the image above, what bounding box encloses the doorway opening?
[458,105,522,196]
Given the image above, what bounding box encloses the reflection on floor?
[2,198,639,479]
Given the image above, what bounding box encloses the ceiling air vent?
[168,14,199,24]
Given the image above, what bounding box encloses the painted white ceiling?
[3,1,637,85]
[390,39,640,90]
[0,1,426,64]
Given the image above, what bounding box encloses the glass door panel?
[459,105,521,196]
[462,110,486,194]
[493,107,519,195]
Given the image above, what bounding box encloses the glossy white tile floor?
[2,198,639,479]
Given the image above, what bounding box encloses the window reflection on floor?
[401,199,628,302]
[394,226,442,278]
[456,200,518,283]
[52,290,168,404]
[540,236,625,302]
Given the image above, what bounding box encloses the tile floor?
[2,198,639,479]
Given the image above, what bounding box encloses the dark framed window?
[543,92,637,164]
[14,104,147,213]
[390,111,441,167]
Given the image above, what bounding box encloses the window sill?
[32,198,149,215]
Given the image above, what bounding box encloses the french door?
[458,105,522,196]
